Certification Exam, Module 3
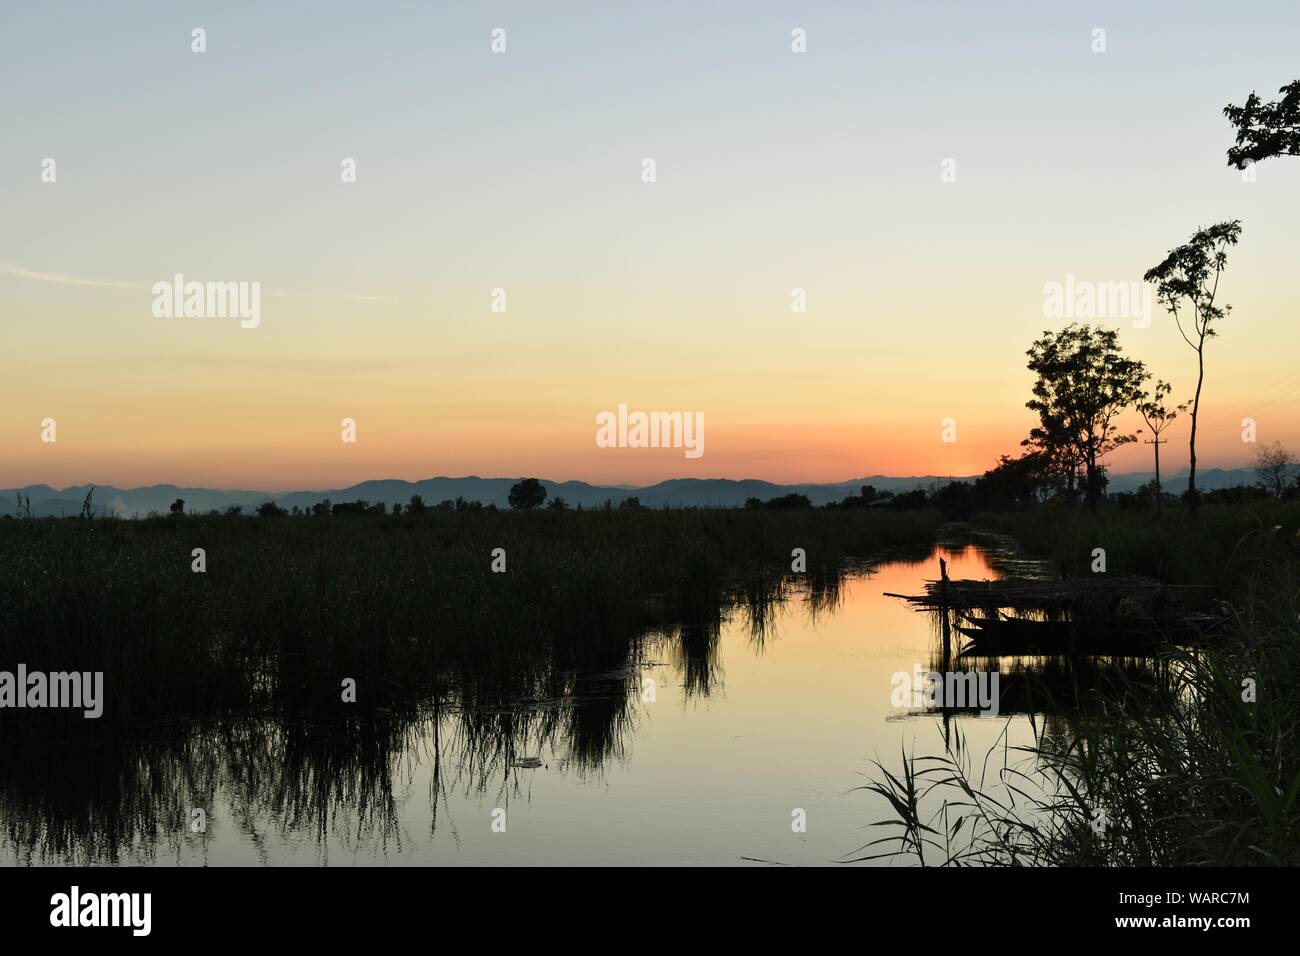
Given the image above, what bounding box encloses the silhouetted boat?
[887,568,1214,657]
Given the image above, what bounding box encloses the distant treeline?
[754,468,1293,517]
[104,479,1291,522]
[57,478,653,520]
[158,493,648,519]
[6,464,1295,523]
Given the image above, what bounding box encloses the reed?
[855,558,1300,866]
[975,500,1300,587]
[0,507,944,729]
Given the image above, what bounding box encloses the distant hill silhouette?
[0,468,1263,517]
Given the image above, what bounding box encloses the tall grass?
[856,556,1300,866]
[975,499,1300,587]
[0,507,944,729]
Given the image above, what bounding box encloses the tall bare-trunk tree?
[1143,221,1243,507]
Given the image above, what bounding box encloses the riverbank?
[867,502,1300,866]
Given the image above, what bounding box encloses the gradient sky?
[3,1,1298,490]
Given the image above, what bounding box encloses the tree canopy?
[1025,323,1148,507]
[1225,80,1300,168]
[508,478,547,510]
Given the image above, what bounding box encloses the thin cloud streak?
[1,264,336,300]
[0,263,146,289]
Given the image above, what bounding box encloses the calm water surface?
[3,542,1050,866]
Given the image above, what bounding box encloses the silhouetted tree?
[1254,442,1297,498]
[407,494,427,514]
[1131,479,1159,508]
[1202,484,1272,506]
[1144,221,1243,506]
[256,501,287,518]
[756,493,812,509]
[1225,80,1300,168]
[886,489,929,509]
[1025,323,1148,508]
[930,481,973,516]
[833,484,894,509]
[972,452,1053,509]
[169,498,185,516]
[1021,410,1084,504]
[508,478,547,510]
[546,496,570,511]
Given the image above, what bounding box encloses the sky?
[3,1,1298,491]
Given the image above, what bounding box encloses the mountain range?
[0,469,1263,518]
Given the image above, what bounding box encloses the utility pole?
[1139,380,1186,514]
[1144,436,1168,511]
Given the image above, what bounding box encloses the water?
[1,542,1048,866]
